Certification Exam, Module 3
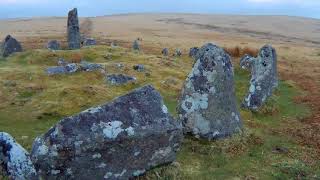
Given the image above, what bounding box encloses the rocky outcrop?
[1,35,22,57]
[47,40,60,50]
[0,132,37,180]
[67,8,81,49]
[240,44,278,110]
[106,74,136,85]
[178,43,242,140]
[30,85,183,179]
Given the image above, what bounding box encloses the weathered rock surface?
[47,40,60,50]
[83,38,96,46]
[0,132,37,180]
[162,48,169,56]
[30,85,183,180]
[46,63,78,75]
[133,64,145,72]
[132,40,140,51]
[240,44,278,110]
[178,43,242,140]
[106,74,136,85]
[80,61,103,72]
[1,35,22,57]
[67,8,81,49]
[189,47,199,59]
[175,49,182,57]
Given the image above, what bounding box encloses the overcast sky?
[0,0,319,19]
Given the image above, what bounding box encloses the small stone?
[240,44,278,110]
[1,35,22,57]
[67,8,81,49]
[83,38,96,46]
[162,48,169,56]
[106,74,136,85]
[133,64,145,72]
[111,41,118,48]
[79,61,103,71]
[175,48,182,57]
[46,63,78,75]
[178,43,242,140]
[132,40,140,51]
[47,40,60,50]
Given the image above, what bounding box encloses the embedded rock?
[57,58,68,66]
[46,63,78,75]
[67,8,81,49]
[162,48,169,56]
[30,85,183,180]
[189,47,199,59]
[83,38,96,46]
[47,40,60,50]
[240,44,278,110]
[133,64,145,72]
[106,74,136,85]
[175,49,182,57]
[132,40,140,51]
[2,35,22,57]
[80,61,103,71]
[0,132,37,180]
[178,43,242,140]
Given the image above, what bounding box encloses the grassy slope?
[0,46,318,179]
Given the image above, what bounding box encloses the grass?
[0,46,318,179]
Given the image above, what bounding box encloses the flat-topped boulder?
[30,85,183,179]
[47,40,60,50]
[1,35,22,57]
[0,132,37,180]
[67,8,81,49]
[178,43,242,140]
[106,74,136,85]
[46,63,79,75]
[240,44,278,110]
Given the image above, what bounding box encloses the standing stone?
[162,48,169,56]
[47,40,60,50]
[240,44,278,110]
[189,47,199,59]
[0,132,38,180]
[133,64,145,72]
[178,43,242,140]
[67,8,81,49]
[175,48,182,57]
[132,40,140,51]
[30,85,183,180]
[1,35,22,57]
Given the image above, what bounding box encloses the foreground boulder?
[240,44,278,110]
[30,85,183,179]
[47,40,60,50]
[67,8,81,49]
[106,74,136,85]
[0,132,37,180]
[178,43,242,140]
[189,47,199,59]
[1,35,22,57]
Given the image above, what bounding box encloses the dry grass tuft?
[70,52,82,63]
[224,46,259,58]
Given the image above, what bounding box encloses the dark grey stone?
[80,61,103,71]
[162,48,169,56]
[67,8,81,49]
[46,63,78,75]
[132,40,140,51]
[189,47,199,59]
[47,40,60,50]
[178,43,242,140]
[133,64,145,72]
[30,85,183,180]
[240,44,278,110]
[0,132,37,180]
[106,74,136,85]
[1,35,22,57]
[175,49,182,57]
[83,38,96,46]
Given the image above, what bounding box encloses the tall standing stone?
[67,8,81,49]
[1,35,22,57]
[178,43,242,140]
[240,44,278,110]
[31,85,183,179]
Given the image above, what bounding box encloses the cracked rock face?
[47,40,60,50]
[30,85,183,180]
[178,43,242,140]
[67,8,81,49]
[0,132,37,180]
[240,44,278,110]
[2,35,22,57]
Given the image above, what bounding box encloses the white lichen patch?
[193,114,211,135]
[37,144,48,155]
[203,70,217,83]
[98,163,106,168]
[134,151,141,156]
[114,169,127,178]
[101,121,124,139]
[125,126,135,136]
[151,147,172,161]
[133,169,146,176]
[249,84,256,93]
[83,106,103,114]
[162,105,168,114]
[181,93,208,113]
[92,153,102,159]
[104,172,113,179]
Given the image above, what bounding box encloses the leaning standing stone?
[47,40,60,50]
[30,85,183,180]
[178,43,242,140]
[1,35,22,57]
[0,132,38,180]
[67,8,81,49]
[240,44,278,110]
